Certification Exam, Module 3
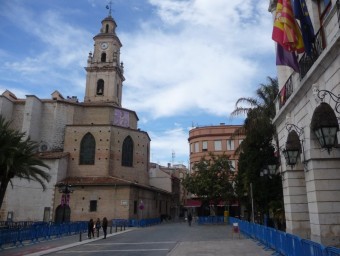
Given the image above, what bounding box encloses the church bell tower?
[84,15,125,106]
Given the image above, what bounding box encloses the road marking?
[85,241,177,245]
[56,248,170,253]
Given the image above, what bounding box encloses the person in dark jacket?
[88,219,94,238]
[95,218,101,237]
[188,213,193,226]
[102,217,108,239]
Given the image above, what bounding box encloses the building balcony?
[277,0,340,111]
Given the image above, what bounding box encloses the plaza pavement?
[0,222,274,256]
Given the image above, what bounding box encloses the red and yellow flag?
[272,0,304,53]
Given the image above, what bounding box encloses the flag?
[293,0,315,56]
[276,43,300,72]
[279,84,287,107]
[272,0,304,53]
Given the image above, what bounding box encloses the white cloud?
[120,0,274,119]
[0,3,91,96]
[0,0,276,167]
[149,126,189,166]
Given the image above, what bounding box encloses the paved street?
[1,222,274,256]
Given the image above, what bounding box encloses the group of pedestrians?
[88,217,108,239]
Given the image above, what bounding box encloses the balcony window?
[202,141,208,151]
[318,0,332,22]
[227,140,235,150]
[194,142,199,153]
[214,140,222,151]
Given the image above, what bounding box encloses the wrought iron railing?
[279,75,293,109]
[278,2,339,109]
[298,28,324,80]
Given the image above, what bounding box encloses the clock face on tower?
[101,42,108,49]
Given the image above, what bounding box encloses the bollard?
[79,231,82,242]
[120,225,122,231]
[110,226,112,234]
[124,223,126,230]
[115,225,118,233]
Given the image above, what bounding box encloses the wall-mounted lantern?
[311,99,339,153]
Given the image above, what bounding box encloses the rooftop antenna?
[172,150,175,167]
[106,1,112,16]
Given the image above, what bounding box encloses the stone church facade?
[0,15,171,222]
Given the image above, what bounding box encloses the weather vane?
[106,1,112,16]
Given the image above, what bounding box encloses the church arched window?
[105,24,109,33]
[79,133,96,165]
[122,136,133,167]
[101,52,106,62]
[97,79,104,95]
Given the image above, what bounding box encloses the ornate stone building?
[269,0,340,246]
[0,14,171,222]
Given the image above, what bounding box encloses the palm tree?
[231,77,278,119]
[0,115,51,209]
[231,77,279,154]
[231,77,283,225]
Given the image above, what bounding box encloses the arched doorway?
[55,205,71,223]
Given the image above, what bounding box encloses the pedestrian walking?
[188,213,193,226]
[102,217,108,239]
[95,218,101,237]
[88,219,94,238]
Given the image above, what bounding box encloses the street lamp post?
[250,183,255,223]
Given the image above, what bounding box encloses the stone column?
[306,158,340,246]
[283,166,311,238]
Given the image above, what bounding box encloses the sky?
[0,0,277,167]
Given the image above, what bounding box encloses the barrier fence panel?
[301,239,325,256]
[0,221,88,249]
[228,217,340,256]
[197,216,225,224]
[325,246,340,256]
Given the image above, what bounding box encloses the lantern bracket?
[316,89,340,114]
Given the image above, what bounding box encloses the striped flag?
[276,43,300,72]
[272,0,304,53]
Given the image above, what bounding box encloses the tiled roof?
[58,176,131,186]
[38,152,69,159]
[57,176,172,195]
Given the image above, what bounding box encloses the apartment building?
[188,124,245,172]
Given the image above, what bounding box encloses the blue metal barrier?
[0,221,88,249]
[126,218,160,227]
[228,217,340,256]
[301,239,326,256]
[325,246,340,256]
[197,216,225,224]
[286,233,302,256]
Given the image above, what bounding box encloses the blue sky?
[0,0,277,167]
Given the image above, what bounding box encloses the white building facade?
[269,0,340,246]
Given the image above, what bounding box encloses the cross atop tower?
[106,1,112,16]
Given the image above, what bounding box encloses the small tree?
[182,153,235,215]
[0,116,51,209]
